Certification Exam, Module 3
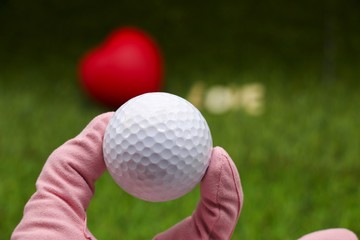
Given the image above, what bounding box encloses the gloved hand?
[299,228,358,240]
[11,112,243,240]
[153,146,243,240]
[11,112,113,240]
[11,113,357,240]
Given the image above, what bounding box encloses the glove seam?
[221,153,242,239]
[221,153,242,218]
[208,154,224,240]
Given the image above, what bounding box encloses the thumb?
[154,146,244,240]
[12,112,113,240]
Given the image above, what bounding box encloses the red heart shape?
[79,27,164,108]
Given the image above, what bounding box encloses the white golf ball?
[103,92,213,202]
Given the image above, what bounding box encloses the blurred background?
[1,0,360,239]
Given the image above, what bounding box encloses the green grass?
[1,1,360,239]
[1,64,359,239]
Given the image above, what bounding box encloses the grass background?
[1,0,360,239]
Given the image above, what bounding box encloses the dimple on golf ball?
[103,92,213,202]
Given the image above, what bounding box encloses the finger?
[154,146,243,240]
[196,146,244,239]
[54,112,114,184]
[11,112,113,240]
[299,228,358,240]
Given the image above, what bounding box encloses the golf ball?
[103,92,212,202]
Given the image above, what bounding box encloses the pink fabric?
[153,146,243,240]
[11,113,357,240]
[299,228,358,240]
[11,113,113,240]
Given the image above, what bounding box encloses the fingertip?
[193,147,243,238]
[97,111,114,123]
[205,146,232,175]
[342,229,358,240]
[87,112,114,132]
[201,146,244,211]
[299,228,358,240]
[205,146,225,174]
[206,147,241,188]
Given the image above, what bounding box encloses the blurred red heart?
[79,27,164,108]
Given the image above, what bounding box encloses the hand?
[299,228,358,240]
[11,113,244,240]
[11,112,113,240]
[153,146,244,239]
[11,113,357,240]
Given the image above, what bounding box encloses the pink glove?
[11,113,243,239]
[299,228,358,240]
[11,112,113,240]
[153,146,244,239]
[11,112,357,240]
